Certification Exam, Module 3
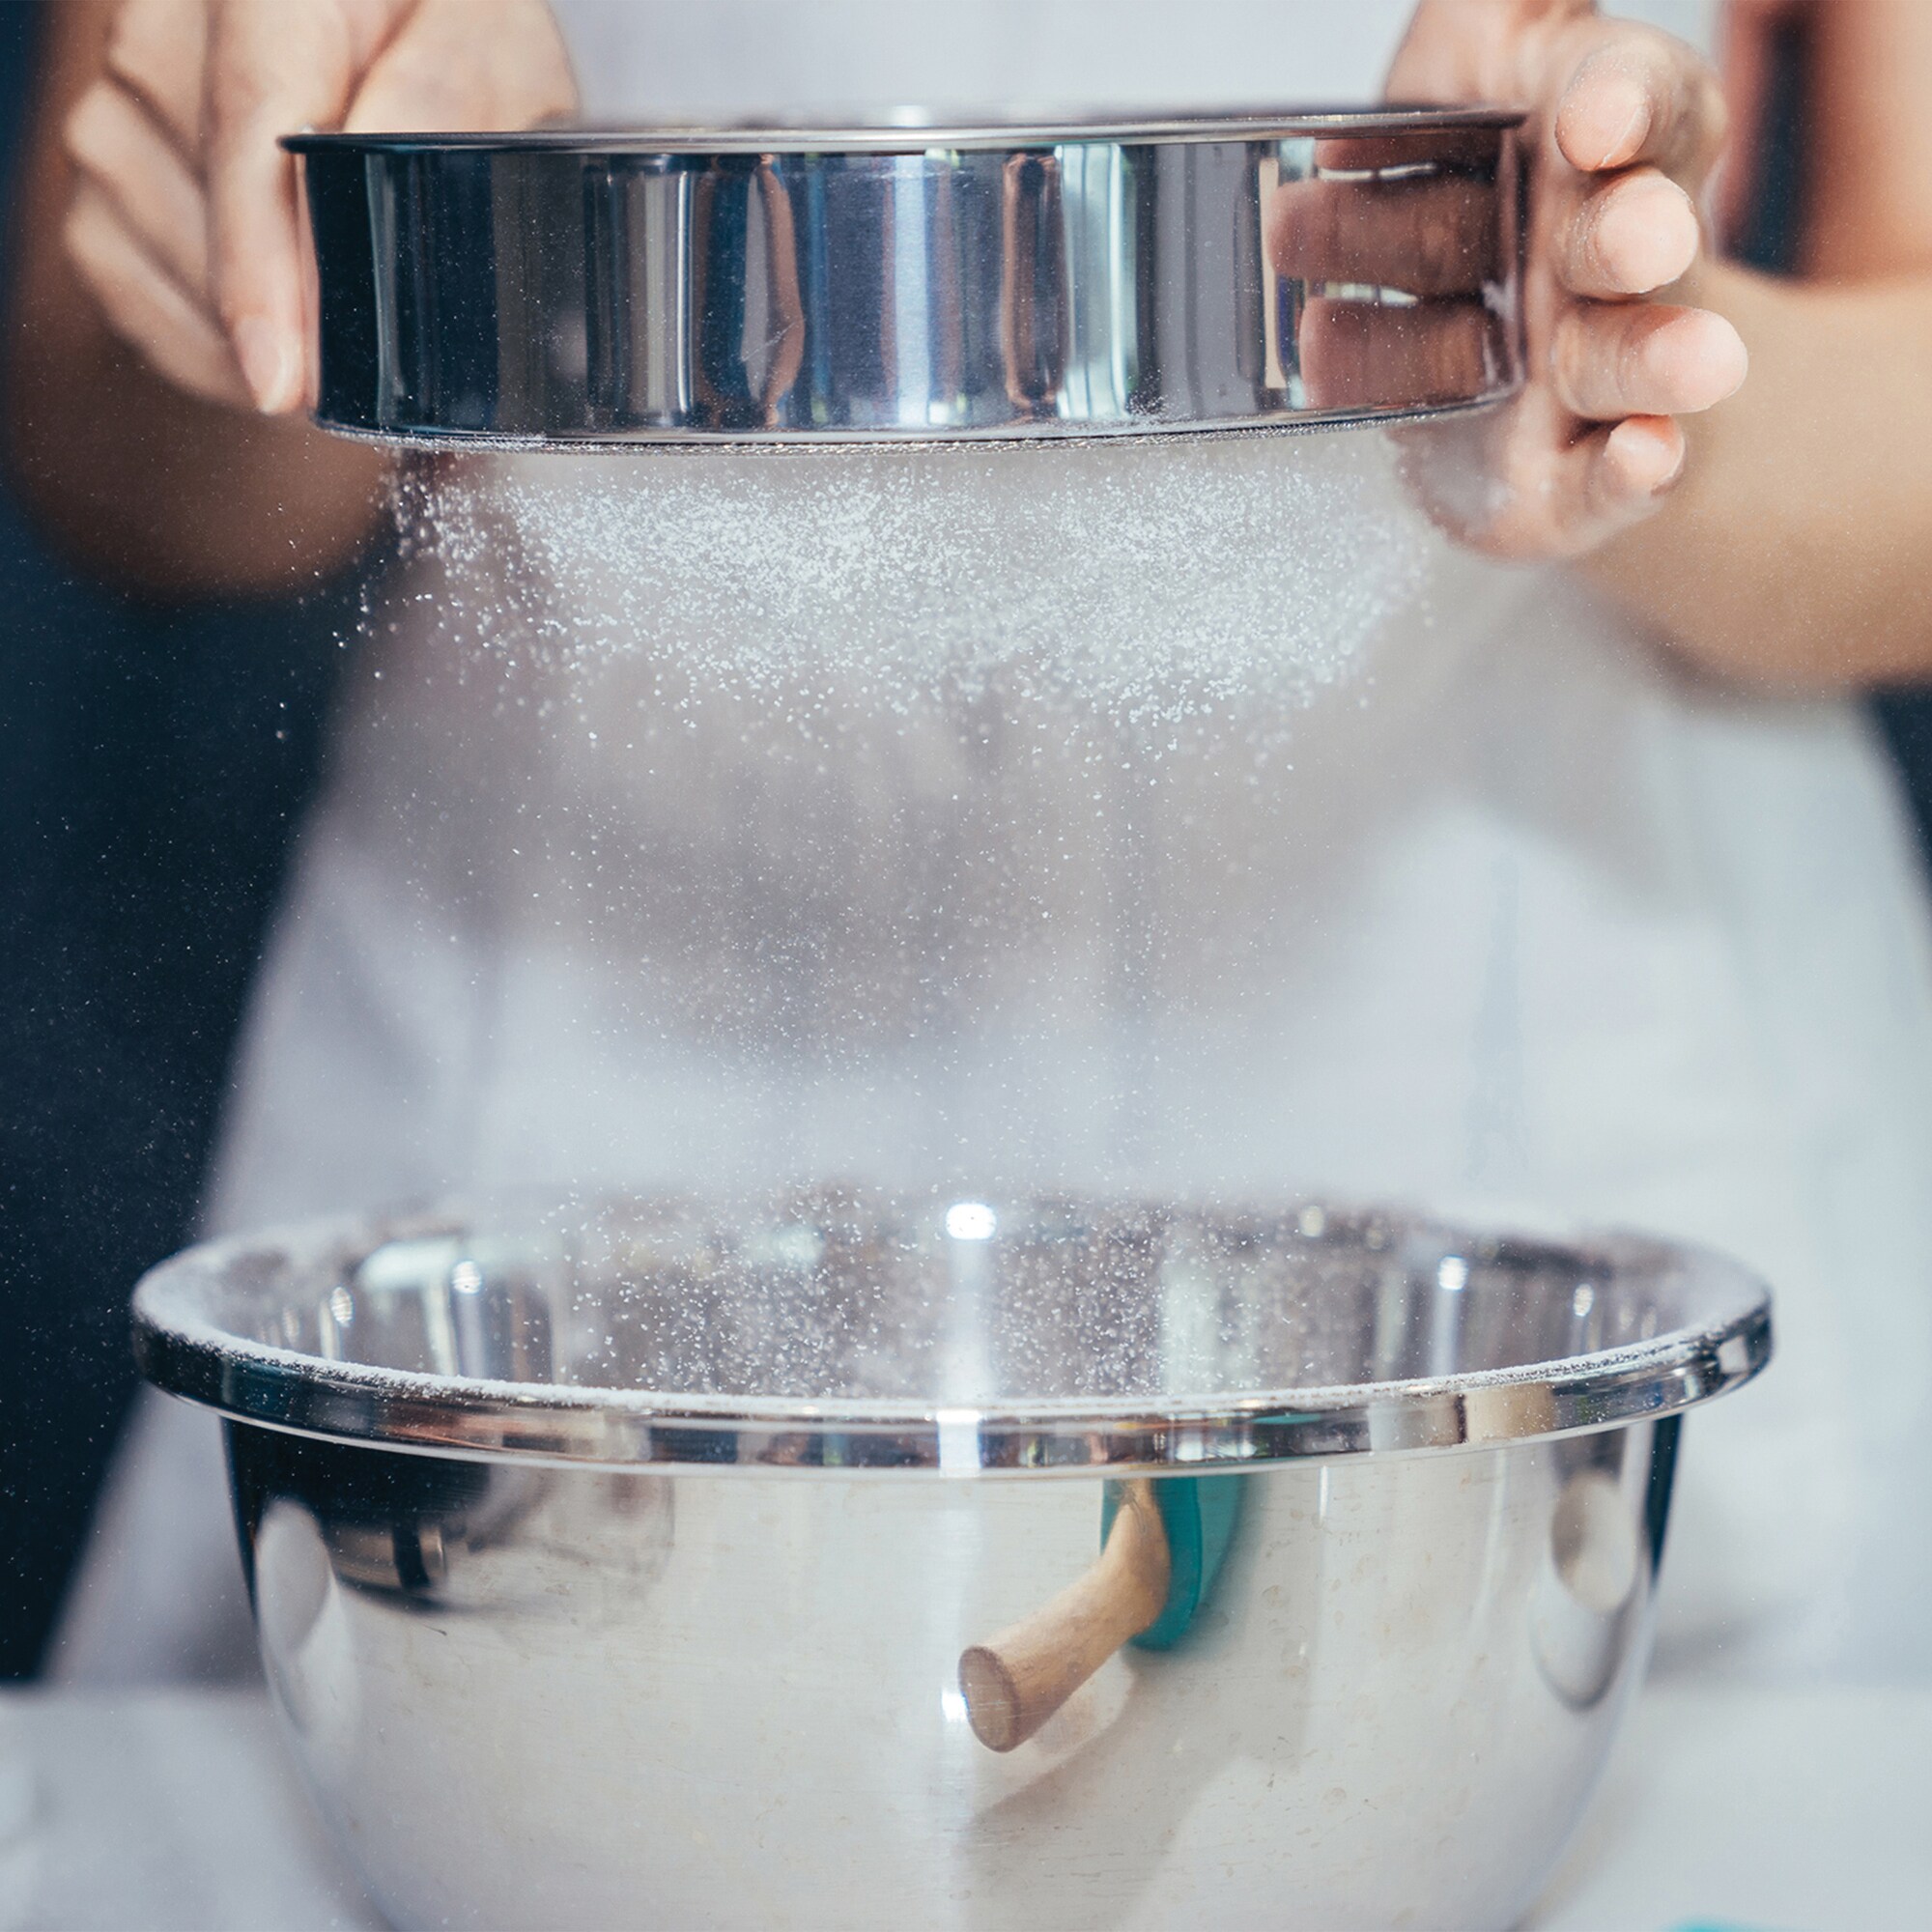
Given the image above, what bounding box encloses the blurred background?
[0,3,367,1677]
[1,0,1929,1681]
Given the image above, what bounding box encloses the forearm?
[1,0,387,603]
[1585,260,1932,689]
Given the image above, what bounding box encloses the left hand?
[61,0,578,417]
[1384,0,1749,560]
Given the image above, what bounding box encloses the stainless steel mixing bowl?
[287,108,1524,445]
[135,1193,1768,1931]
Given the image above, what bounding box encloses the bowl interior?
[144,1192,1757,1410]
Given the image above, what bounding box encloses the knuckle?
[1571,192,1612,290]
[1616,315,1651,398]
[105,0,189,96]
[1549,307,1589,404]
[1634,310,1679,390]
[102,6,150,90]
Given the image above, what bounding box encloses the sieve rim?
[281,106,1526,157]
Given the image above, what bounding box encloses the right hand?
[1372,0,1746,563]
[62,0,578,414]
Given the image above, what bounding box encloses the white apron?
[60,0,1932,1689]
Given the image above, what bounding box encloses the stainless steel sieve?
[286,108,1525,446]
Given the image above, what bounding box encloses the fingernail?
[1606,84,1651,165]
[235,316,298,413]
[1713,324,1749,401]
[1604,417,1685,502]
[1572,73,1651,170]
[1668,313,1749,406]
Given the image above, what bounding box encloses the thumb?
[341,0,578,138]
[204,0,411,412]
[1389,0,1587,100]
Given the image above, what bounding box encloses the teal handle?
[1100,1474,1245,1651]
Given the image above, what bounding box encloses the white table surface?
[1,1682,1926,1930]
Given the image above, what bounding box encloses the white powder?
[391,429,1434,730]
[336,425,1454,1205]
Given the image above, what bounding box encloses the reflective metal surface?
[140,1199,1766,1927]
[287,110,1524,445]
[231,1417,1679,1930]
[134,1195,1770,1470]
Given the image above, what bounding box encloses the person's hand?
[62,0,577,415]
[1383,0,1748,560]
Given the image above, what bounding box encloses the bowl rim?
[131,1202,1772,1476]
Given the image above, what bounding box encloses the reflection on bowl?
[135,1193,1769,1932]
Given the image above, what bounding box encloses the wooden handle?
[957,1480,1171,1753]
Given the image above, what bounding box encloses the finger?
[65,185,252,409]
[1398,403,1686,561]
[1269,172,1501,298]
[203,0,397,412]
[103,0,212,157]
[1596,413,1688,502]
[344,0,578,134]
[1557,167,1700,299]
[1299,297,1504,412]
[65,81,214,302]
[1512,415,1687,554]
[1553,27,1728,183]
[1553,302,1747,421]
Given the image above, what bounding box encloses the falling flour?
[320,424,1456,1204]
[390,428,1435,731]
